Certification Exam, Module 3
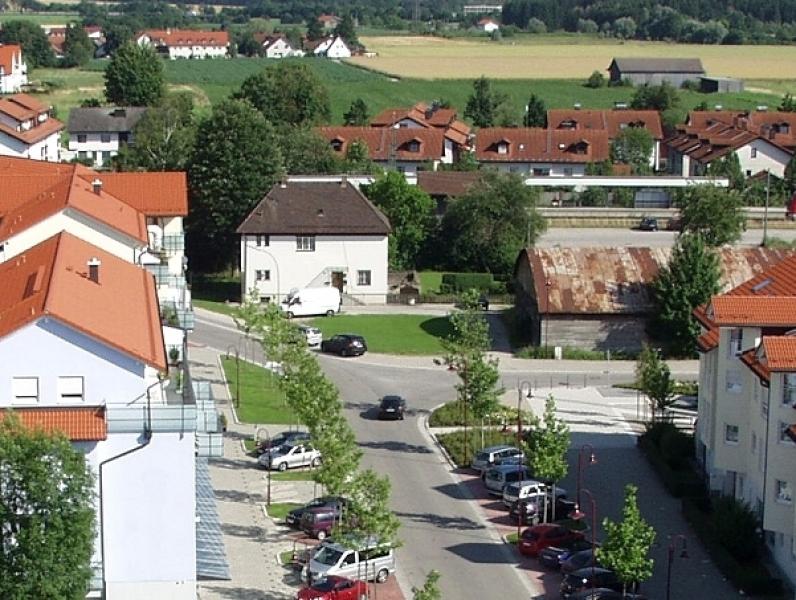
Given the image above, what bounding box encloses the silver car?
[258,443,321,471]
[472,445,524,474]
[298,325,323,347]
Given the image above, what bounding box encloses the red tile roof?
[708,296,796,326]
[740,348,770,382]
[370,103,471,146]
[548,109,664,140]
[140,29,229,48]
[0,44,22,74]
[317,126,448,161]
[0,94,63,145]
[761,337,796,371]
[0,406,107,441]
[475,128,610,164]
[82,171,189,217]
[0,232,166,370]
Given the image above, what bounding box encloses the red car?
[518,524,585,557]
[297,575,368,600]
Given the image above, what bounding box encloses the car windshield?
[522,530,540,540]
[314,546,343,566]
[475,452,489,462]
[277,444,295,455]
[382,397,401,407]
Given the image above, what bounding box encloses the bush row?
[516,345,640,360]
[637,432,703,498]
[429,401,532,428]
[440,272,495,294]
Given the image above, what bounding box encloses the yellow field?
[350,36,796,80]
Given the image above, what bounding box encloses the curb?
[423,402,459,470]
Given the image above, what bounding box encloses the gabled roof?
[609,58,704,74]
[370,103,471,145]
[416,171,482,197]
[521,246,794,316]
[237,180,390,236]
[0,233,166,370]
[0,406,107,441]
[547,109,664,140]
[67,107,147,134]
[761,337,796,372]
[0,44,22,74]
[707,296,796,326]
[139,29,229,48]
[475,128,610,164]
[82,171,189,217]
[0,94,48,121]
[317,126,448,161]
[0,161,148,244]
[685,110,796,151]
[0,94,63,145]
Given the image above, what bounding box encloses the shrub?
[643,421,678,447]
[526,18,547,34]
[440,272,494,293]
[436,430,516,467]
[429,401,530,427]
[515,346,640,360]
[637,434,704,498]
[585,70,605,88]
[709,496,761,562]
[659,427,694,469]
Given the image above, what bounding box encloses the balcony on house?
[193,380,224,458]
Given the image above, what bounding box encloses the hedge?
[440,273,494,293]
[637,435,704,498]
[429,401,532,428]
[682,499,784,596]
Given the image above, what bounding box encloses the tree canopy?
[675,185,746,246]
[188,99,284,271]
[464,76,510,128]
[0,20,55,68]
[234,62,331,127]
[343,98,370,126]
[438,171,545,273]
[275,125,341,174]
[63,23,95,68]
[610,127,654,174]
[523,93,546,127]
[0,413,95,599]
[362,171,436,270]
[104,42,165,106]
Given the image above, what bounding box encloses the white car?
[298,325,323,347]
[258,443,322,471]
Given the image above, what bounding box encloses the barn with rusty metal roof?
[513,246,793,352]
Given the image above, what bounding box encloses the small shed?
[608,58,705,87]
[699,76,744,94]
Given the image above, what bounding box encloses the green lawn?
[418,271,449,294]
[221,357,295,424]
[309,314,452,355]
[0,11,79,24]
[270,469,317,481]
[267,502,301,521]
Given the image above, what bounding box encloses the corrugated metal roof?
[522,246,794,316]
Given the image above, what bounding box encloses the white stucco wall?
[736,139,792,178]
[68,132,126,167]
[0,63,27,94]
[485,162,587,176]
[240,234,388,303]
[167,45,227,59]
[0,129,59,161]
[0,210,142,264]
[325,37,351,58]
[265,39,293,58]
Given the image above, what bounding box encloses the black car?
[255,430,310,455]
[285,496,347,528]
[561,567,637,598]
[568,589,647,600]
[638,217,658,231]
[320,334,367,357]
[561,548,601,574]
[538,538,594,569]
[378,395,407,420]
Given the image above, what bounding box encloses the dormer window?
[497,142,509,155]
[559,119,577,129]
[406,140,420,152]
[330,139,343,151]
[570,141,589,155]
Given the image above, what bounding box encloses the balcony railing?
[163,234,185,254]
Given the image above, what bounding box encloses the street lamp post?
[225,345,241,409]
[517,380,532,541]
[666,534,689,600]
[570,488,597,584]
[544,279,552,350]
[576,444,596,507]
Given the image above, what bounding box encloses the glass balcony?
[163,234,185,255]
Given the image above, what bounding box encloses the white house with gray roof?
[66,106,147,167]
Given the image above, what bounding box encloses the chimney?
[87,257,101,284]
[340,175,347,188]
[317,208,325,217]
[91,178,102,195]
[279,178,287,189]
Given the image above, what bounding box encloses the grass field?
[418,271,448,294]
[309,314,452,355]
[0,11,79,24]
[221,357,294,424]
[351,35,796,80]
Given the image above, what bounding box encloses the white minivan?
[281,287,341,318]
[304,539,395,583]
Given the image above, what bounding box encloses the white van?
[280,287,341,318]
[304,539,395,583]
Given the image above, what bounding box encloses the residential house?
[478,17,500,32]
[475,128,610,176]
[136,29,229,59]
[0,94,62,161]
[318,14,341,31]
[66,106,147,167]
[318,126,455,174]
[306,35,351,58]
[371,101,472,156]
[0,43,27,93]
[416,171,482,215]
[547,108,664,170]
[666,117,793,179]
[514,246,792,352]
[46,25,105,59]
[252,33,300,58]
[0,232,198,599]
[607,57,705,87]
[237,179,391,304]
[694,254,796,591]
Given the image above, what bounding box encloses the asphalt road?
[537,227,796,247]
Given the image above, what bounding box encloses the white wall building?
[309,35,351,58]
[136,29,229,59]
[0,44,27,93]
[66,107,147,167]
[696,261,796,591]
[0,94,62,161]
[237,179,391,304]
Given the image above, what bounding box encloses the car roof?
[571,567,613,577]
[480,444,515,453]
[381,395,404,402]
[509,479,545,487]
[487,464,529,474]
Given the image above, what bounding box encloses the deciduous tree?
[706,152,744,189]
[784,154,796,195]
[0,413,95,599]
[63,23,94,67]
[527,395,570,521]
[610,127,654,174]
[523,93,546,127]
[334,13,359,46]
[188,99,284,271]
[464,76,508,128]
[104,42,165,106]
[597,485,656,595]
[0,20,54,68]
[306,15,324,41]
[361,171,435,269]
[652,233,720,357]
[276,125,340,174]
[413,570,442,600]
[675,185,746,246]
[635,344,676,421]
[630,82,680,112]
[343,98,370,126]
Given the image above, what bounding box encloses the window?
[563,168,573,176]
[533,168,550,176]
[726,370,743,394]
[296,236,315,252]
[255,269,270,282]
[776,480,793,504]
[725,424,739,444]
[256,235,269,247]
[407,141,420,152]
[357,270,371,286]
[728,328,743,357]
[78,151,87,159]
[497,143,508,155]
[12,377,38,403]
[779,421,794,444]
[751,147,758,158]
[58,376,84,402]
[100,133,111,143]
[784,374,796,405]
[77,134,86,143]
[330,139,343,151]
